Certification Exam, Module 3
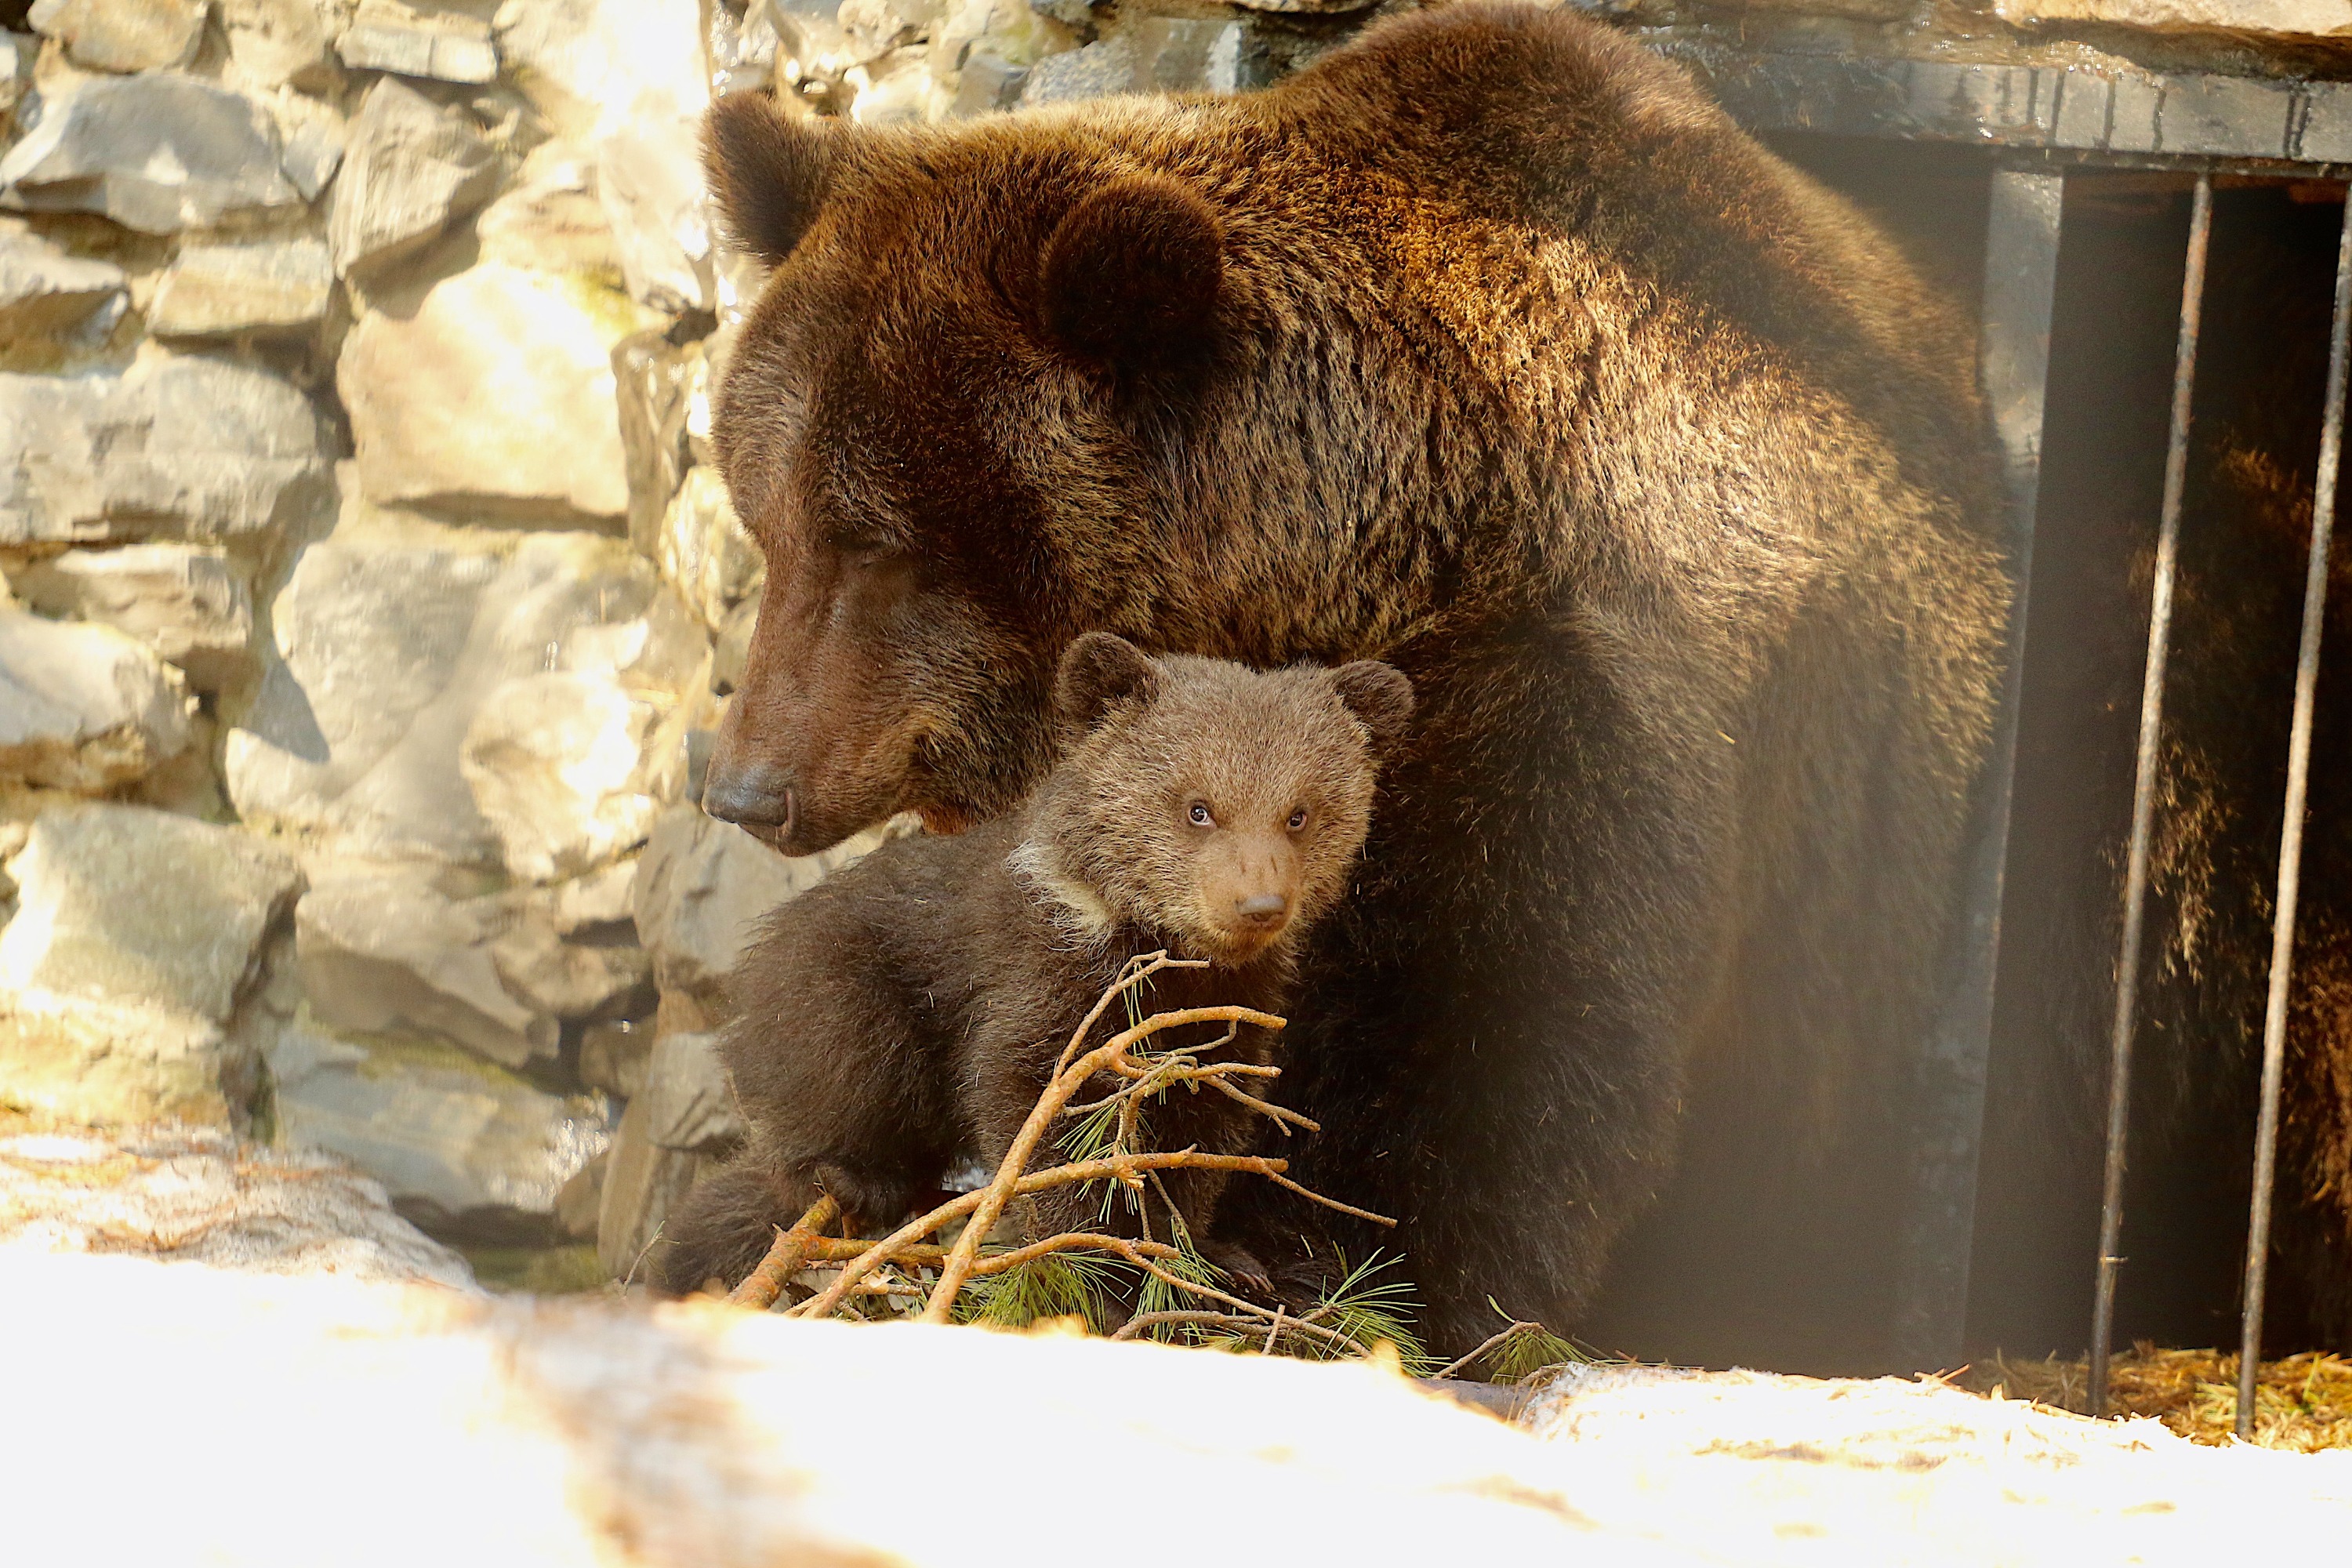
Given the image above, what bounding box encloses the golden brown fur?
[659,637,1410,1295]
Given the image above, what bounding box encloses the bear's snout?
[702,752,796,844]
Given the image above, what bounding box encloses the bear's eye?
[1188,801,1214,829]
[1287,807,1309,833]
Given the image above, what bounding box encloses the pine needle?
[953,1248,1129,1334]
[1295,1250,1432,1374]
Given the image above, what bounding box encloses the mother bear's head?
[693,89,1269,855]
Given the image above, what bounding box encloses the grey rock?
[640,1029,742,1152]
[339,261,642,522]
[28,0,206,73]
[0,803,303,1025]
[336,2,499,83]
[0,75,303,234]
[11,544,257,695]
[0,1125,478,1290]
[270,1016,611,1241]
[0,353,332,547]
[597,116,713,314]
[0,804,299,1127]
[475,142,618,276]
[296,866,557,1069]
[596,1091,703,1282]
[148,238,336,339]
[0,610,192,791]
[555,1149,606,1240]
[328,75,499,278]
[489,910,652,1021]
[655,465,761,632]
[0,226,126,348]
[549,857,638,934]
[281,117,348,203]
[579,1016,652,1098]
[633,804,887,1002]
[0,34,32,126]
[459,604,706,883]
[221,0,346,93]
[713,597,754,694]
[613,328,697,555]
[226,524,704,873]
[494,0,710,144]
[951,49,1030,117]
[1022,18,1272,102]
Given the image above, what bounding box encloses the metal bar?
[2238,186,2352,1440]
[2089,174,2212,1419]
[1890,169,2063,1371]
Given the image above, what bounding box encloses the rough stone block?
[0,352,331,547]
[639,1028,742,1152]
[655,464,761,631]
[0,612,192,791]
[476,142,620,277]
[0,1125,478,1288]
[495,0,709,143]
[0,804,299,1128]
[227,524,704,873]
[1024,17,1272,102]
[579,1015,652,1098]
[28,0,206,73]
[0,226,125,349]
[339,262,644,523]
[632,803,886,1002]
[1994,0,2352,43]
[0,75,303,234]
[488,909,654,1021]
[220,0,344,93]
[148,238,336,339]
[595,1090,703,1280]
[0,34,31,126]
[328,74,500,278]
[613,329,697,554]
[296,866,556,1068]
[11,544,257,695]
[336,1,499,83]
[270,1016,611,1241]
[597,116,714,314]
[0,804,303,1024]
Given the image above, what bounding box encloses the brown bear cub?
[659,633,1412,1296]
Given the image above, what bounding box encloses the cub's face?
[1042,635,1414,965]
[695,99,1237,856]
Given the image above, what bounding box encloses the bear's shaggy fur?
[695,3,2009,1361]
[659,636,1412,1296]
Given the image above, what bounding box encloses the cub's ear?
[703,93,836,268]
[1038,175,1224,374]
[1330,661,1415,756]
[1056,632,1161,731]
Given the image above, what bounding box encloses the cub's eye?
[1287,807,1310,833]
[1188,801,1214,828]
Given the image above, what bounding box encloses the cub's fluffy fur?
[659,636,1410,1294]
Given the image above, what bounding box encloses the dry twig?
[728,1195,840,1309]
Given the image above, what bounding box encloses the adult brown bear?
[696,1,2009,1363]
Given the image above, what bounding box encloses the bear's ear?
[1330,661,1416,756]
[1056,632,1161,731]
[703,93,836,268]
[1038,176,1224,374]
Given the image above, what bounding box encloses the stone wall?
[0,0,2339,1287]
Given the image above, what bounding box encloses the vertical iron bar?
[2089,172,2212,1419]
[1891,169,2062,1370]
[2238,187,2352,1441]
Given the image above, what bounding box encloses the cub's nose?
[1235,891,1289,927]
